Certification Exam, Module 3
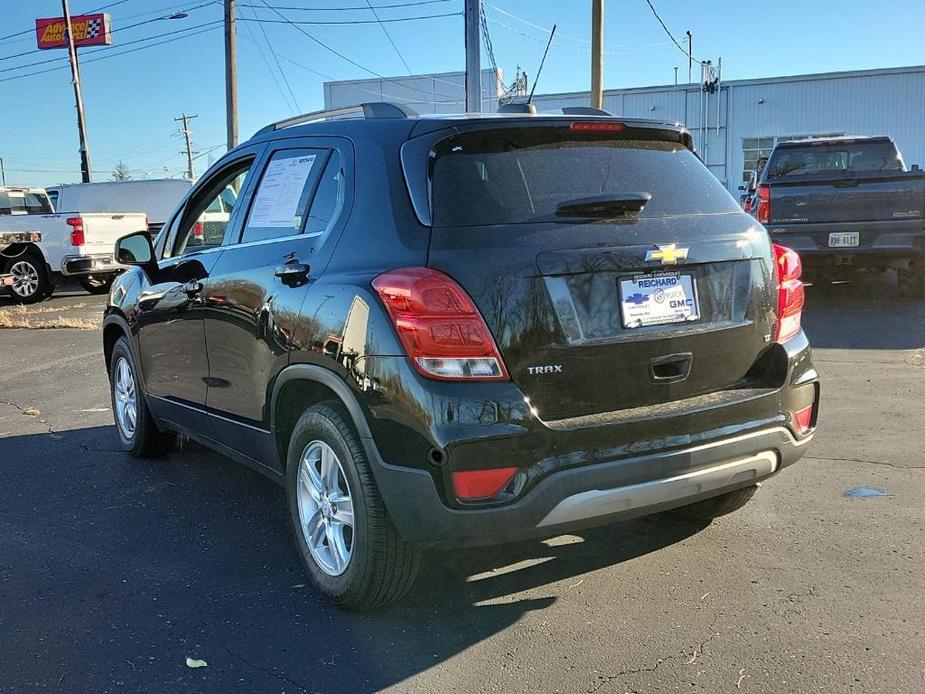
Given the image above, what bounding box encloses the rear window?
[0,190,53,216]
[766,141,904,179]
[430,128,739,227]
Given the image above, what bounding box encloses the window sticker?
[247,155,317,228]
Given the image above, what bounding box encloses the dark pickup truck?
[756,136,925,293]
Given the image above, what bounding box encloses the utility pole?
[224,0,238,150]
[175,113,198,180]
[590,0,604,109]
[463,0,481,112]
[62,0,92,182]
[674,66,679,85]
[0,158,6,187]
[686,30,693,83]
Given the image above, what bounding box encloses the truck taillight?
[756,184,770,224]
[66,217,85,246]
[372,267,509,381]
[192,221,204,239]
[773,243,804,343]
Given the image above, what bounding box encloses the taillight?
[452,467,517,501]
[66,217,85,246]
[756,184,770,223]
[773,243,804,343]
[372,267,509,381]
[192,221,204,239]
[743,196,752,214]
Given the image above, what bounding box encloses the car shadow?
[0,424,710,693]
[801,271,925,350]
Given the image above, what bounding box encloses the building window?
[742,133,844,182]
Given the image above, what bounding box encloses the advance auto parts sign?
[35,13,112,49]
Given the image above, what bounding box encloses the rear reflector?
[569,121,625,132]
[792,404,814,435]
[773,244,804,343]
[372,267,509,381]
[452,467,517,501]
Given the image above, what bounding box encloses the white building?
[324,64,925,195]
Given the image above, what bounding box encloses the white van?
[46,179,193,235]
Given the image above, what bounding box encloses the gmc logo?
[527,365,563,375]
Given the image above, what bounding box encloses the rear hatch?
[764,139,925,225]
[413,121,779,421]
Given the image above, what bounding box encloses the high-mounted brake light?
[773,243,804,343]
[756,184,770,224]
[452,467,518,501]
[372,267,509,381]
[569,121,625,132]
[66,217,85,246]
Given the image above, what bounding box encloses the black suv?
[104,103,819,609]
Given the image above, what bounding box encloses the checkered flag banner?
[85,18,102,39]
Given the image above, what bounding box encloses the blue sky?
[1,0,923,188]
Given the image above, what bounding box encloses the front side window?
[241,150,325,244]
[172,161,253,257]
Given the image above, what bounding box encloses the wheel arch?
[102,314,133,376]
[270,365,373,470]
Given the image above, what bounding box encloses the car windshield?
[430,128,740,227]
[767,141,904,178]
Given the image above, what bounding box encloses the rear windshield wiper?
[554,193,652,219]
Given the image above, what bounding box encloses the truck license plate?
[828,232,859,248]
[620,272,700,328]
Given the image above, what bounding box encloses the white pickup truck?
[0,186,148,303]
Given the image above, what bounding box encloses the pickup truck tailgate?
[770,175,925,225]
[79,213,148,253]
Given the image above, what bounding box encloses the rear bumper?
[60,254,124,276]
[767,223,925,268]
[368,425,812,546]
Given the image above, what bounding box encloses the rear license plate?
[619,272,700,328]
[828,232,859,248]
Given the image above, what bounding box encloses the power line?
[249,5,302,112]
[243,0,453,11]
[238,11,460,26]
[0,2,216,65]
[254,0,462,102]
[241,4,300,113]
[642,0,702,62]
[0,23,222,84]
[364,0,415,76]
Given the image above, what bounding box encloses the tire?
[669,485,758,522]
[108,336,175,457]
[286,401,421,610]
[78,274,115,295]
[2,250,52,304]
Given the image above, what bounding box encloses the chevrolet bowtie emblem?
[645,243,689,265]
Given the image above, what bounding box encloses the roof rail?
[255,102,418,136]
[561,106,612,116]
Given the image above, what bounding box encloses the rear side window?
[241,149,324,244]
[305,151,344,237]
[0,190,52,215]
[429,128,739,227]
[766,141,903,179]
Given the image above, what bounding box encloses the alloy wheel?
[10,260,39,298]
[297,440,355,576]
[113,356,138,440]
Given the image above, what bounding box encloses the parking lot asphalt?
[1,277,923,694]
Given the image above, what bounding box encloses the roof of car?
[776,135,894,147]
[249,101,689,144]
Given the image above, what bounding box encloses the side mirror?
[115,231,154,265]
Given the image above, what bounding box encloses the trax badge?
[645,243,689,265]
[527,365,563,375]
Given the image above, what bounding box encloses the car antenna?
[527,24,556,105]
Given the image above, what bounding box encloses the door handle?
[275,262,310,286]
